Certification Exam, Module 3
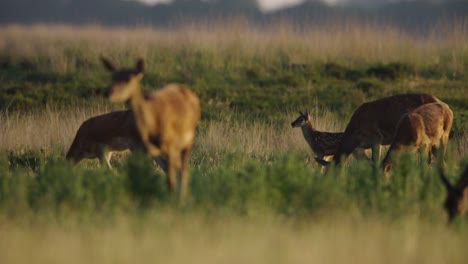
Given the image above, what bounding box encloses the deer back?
[145,84,200,148]
[343,94,441,145]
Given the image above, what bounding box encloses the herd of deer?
[65,57,467,222]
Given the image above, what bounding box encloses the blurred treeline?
[1,0,468,33]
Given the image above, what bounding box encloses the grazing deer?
[318,94,441,167]
[382,102,453,174]
[66,110,166,170]
[440,165,468,223]
[291,111,370,172]
[101,57,200,201]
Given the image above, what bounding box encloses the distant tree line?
[1,0,467,33]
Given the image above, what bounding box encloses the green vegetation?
[1,25,468,128]
[1,150,465,222]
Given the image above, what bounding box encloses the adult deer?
[291,111,370,172]
[101,57,201,201]
[382,102,453,173]
[318,94,442,167]
[440,165,468,223]
[66,110,166,170]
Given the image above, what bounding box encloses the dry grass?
[1,213,467,264]
[1,22,468,73]
[0,105,340,156]
[197,110,342,158]
[0,105,117,152]
[1,106,465,163]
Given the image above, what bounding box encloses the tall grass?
[0,105,342,155]
[1,106,466,164]
[0,104,116,151]
[1,214,467,264]
[1,22,468,73]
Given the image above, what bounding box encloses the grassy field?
[1,23,468,263]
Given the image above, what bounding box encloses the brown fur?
[382,102,453,173]
[66,110,166,170]
[291,111,370,172]
[332,94,441,165]
[440,166,468,223]
[101,57,200,201]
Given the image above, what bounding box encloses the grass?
[1,214,468,264]
[1,151,468,263]
[1,23,468,124]
[1,22,468,262]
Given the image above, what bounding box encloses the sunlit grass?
[1,211,467,264]
[1,22,468,73]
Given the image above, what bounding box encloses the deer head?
[291,111,311,128]
[101,57,144,102]
[440,166,468,223]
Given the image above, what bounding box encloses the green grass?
[1,151,466,223]
[1,24,468,130]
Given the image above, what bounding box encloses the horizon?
[134,0,457,12]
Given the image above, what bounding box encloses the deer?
[66,110,166,170]
[382,102,453,174]
[101,57,201,202]
[291,111,371,172]
[315,94,442,168]
[439,165,468,223]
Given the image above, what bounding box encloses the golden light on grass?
[1,213,467,264]
[1,106,465,164]
[1,22,468,73]
[0,105,115,152]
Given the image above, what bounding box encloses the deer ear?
[136,59,144,73]
[100,56,116,72]
[299,111,304,116]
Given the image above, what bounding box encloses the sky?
[136,0,321,11]
[257,0,306,11]
[135,0,452,12]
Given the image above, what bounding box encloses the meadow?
[1,22,468,263]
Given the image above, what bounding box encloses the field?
[1,22,468,263]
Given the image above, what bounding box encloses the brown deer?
[291,111,370,172]
[66,110,166,170]
[440,165,468,223]
[101,57,200,201]
[382,102,453,174]
[318,94,442,167]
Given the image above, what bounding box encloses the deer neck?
[301,122,317,145]
[129,85,155,135]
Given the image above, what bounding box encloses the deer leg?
[440,134,449,168]
[334,138,359,165]
[355,148,372,162]
[429,146,438,165]
[99,150,113,169]
[153,156,167,172]
[145,142,162,157]
[371,144,382,166]
[382,144,402,175]
[166,151,177,193]
[179,146,193,202]
[140,131,162,157]
[167,157,176,191]
[318,156,331,174]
